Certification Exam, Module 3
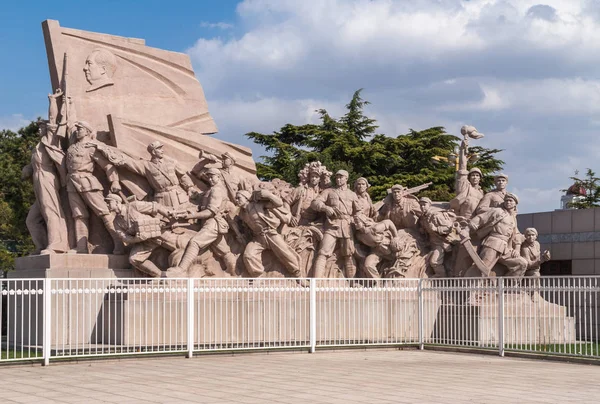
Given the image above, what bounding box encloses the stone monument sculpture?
[10,20,576,356]
[16,19,554,285]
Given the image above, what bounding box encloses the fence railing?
[2,276,599,365]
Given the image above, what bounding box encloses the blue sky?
[2,0,600,214]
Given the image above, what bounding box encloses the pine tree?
[246,90,504,202]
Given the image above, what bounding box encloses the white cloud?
[0,114,32,132]
[187,0,600,214]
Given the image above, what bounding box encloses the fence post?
[418,279,424,350]
[497,278,505,357]
[42,278,51,366]
[186,278,194,359]
[309,278,316,353]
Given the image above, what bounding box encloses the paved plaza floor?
[0,349,599,403]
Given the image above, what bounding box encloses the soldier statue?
[449,136,484,219]
[106,194,179,277]
[95,140,197,209]
[168,168,237,276]
[66,121,124,254]
[286,162,323,226]
[235,189,307,285]
[378,184,421,230]
[418,197,457,278]
[311,169,360,278]
[474,173,509,215]
[467,193,527,277]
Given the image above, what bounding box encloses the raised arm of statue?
[41,134,67,187]
[92,148,121,192]
[174,163,195,191]
[458,138,468,171]
[95,144,146,176]
[47,88,63,126]
[191,150,219,179]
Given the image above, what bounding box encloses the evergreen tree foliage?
[0,121,38,272]
[246,90,504,201]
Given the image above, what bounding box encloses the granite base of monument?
[8,254,134,349]
[432,292,576,346]
[102,285,441,347]
[11,254,133,279]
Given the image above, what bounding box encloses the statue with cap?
[465,192,527,277]
[311,169,361,278]
[377,184,421,230]
[521,227,551,279]
[168,167,237,276]
[286,162,326,227]
[235,188,307,285]
[192,150,240,202]
[474,173,509,215]
[65,120,124,254]
[93,139,198,209]
[418,197,457,278]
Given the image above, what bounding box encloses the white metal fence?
[2,276,599,365]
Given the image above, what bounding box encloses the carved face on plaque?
[83,49,117,92]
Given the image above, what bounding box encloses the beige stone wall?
[518,207,600,275]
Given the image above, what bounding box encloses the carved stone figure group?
[23,94,550,282]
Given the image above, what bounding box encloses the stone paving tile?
[3,350,600,403]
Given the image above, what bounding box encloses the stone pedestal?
[8,254,133,349]
[11,254,133,279]
[431,292,576,346]
[102,286,441,348]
